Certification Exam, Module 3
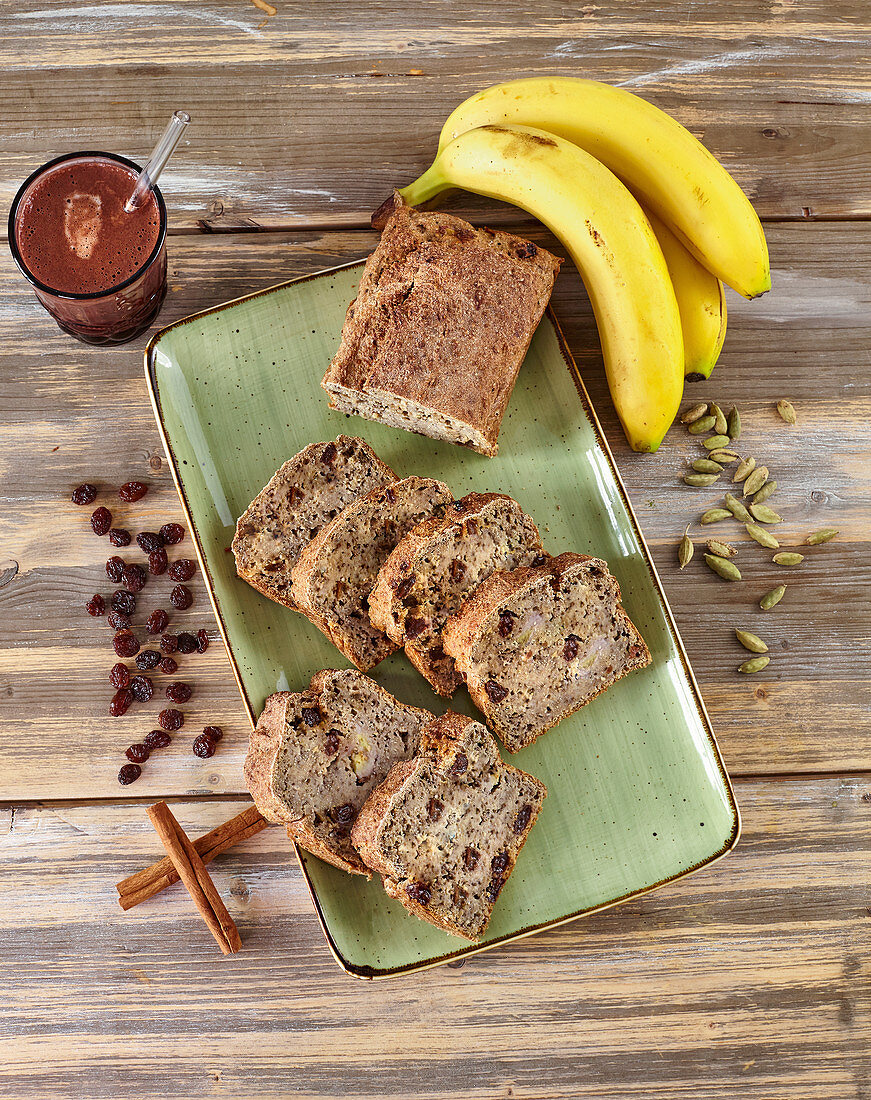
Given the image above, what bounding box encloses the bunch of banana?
[397,77,769,453]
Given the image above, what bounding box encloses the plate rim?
[144,260,741,981]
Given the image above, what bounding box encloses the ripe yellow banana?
[438,77,770,300]
[400,124,684,453]
[645,210,727,381]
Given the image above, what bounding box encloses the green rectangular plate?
[146,260,739,979]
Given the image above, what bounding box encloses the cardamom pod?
[704,553,742,581]
[724,493,753,523]
[692,458,723,474]
[684,473,720,487]
[708,449,739,464]
[749,503,783,524]
[706,539,738,557]
[680,403,709,424]
[727,406,741,440]
[773,552,804,566]
[745,522,780,549]
[700,508,732,525]
[739,655,770,674]
[742,466,770,498]
[736,629,769,654]
[732,456,756,483]
[688,414,717,435]
[710,402,728,435]
[805,528,839,545]
[703,434,731,450]
[776,399,797,425]
[678,526,694,569]
[752,479,777,505]
[760,585,786,610]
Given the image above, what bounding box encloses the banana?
[400,124,684,453]
[438,77,770,300]
[645,209,727,381]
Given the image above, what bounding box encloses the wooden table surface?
[2,4,869,1098]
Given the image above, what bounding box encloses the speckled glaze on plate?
[145,260,739,979]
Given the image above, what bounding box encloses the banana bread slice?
[443,552,651,751]
[244,668,434,875]
[321,194,561,457]
[232,436,396,611]
[369,493,545,696]
[352,712,546,939]
[291,476,454,671]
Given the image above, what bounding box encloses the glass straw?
[125,110,191,212]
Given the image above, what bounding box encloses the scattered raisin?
[72,483,97,506]
[176,632,197,654]
[196,629,209,653]
[113,630,140,658]
[449,558,467,581]
[405,616,426,638]
[159,523,185,545]
[109,688,134,717]
[146,609,169,635]
[144,728,172,750]
[485,679,509,703]
[170,584,192,609]
[202,725,223,742]
[119,481,148,502]
[111,590,136,616]
[450,752,468,776]
[86,594,105,616]
[628,643,644,660]
[302,707,321,727]
[125,743,150,763]
[109,528,131,547]
[106,556,125,583]
[333,804,355,826]
[324,732,340,754]
[148,549,168,575]
[130,675,154,702]
[514,804,533,833]
[463,847,480,870]
[135,649,161,670]
[405,882,432,906]
[498,610,516,637]
[491,852,510,876]
[160,633,178,653]
[158,708,183,731]
[158,656,177,674]
[118,763,142,784]
[427,797,443,821]
[136,531,164,553]
[531,553,549,568]
[485,878,504,903]
[123,563,147,593]
[91,507,112,536]
[107,610,130,631]
[109,664,130,688]
[394,575,414,601]
[320,442,337,464]
[563,635,580,661]
[192,733,215,757]
[165,681,192,704]
[169,558,196,582]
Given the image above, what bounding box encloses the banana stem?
[399,166,449,208]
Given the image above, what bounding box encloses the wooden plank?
[2,1,871,227]
[1,222,868,800]
[0,778,868,1098]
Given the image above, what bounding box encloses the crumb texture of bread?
[442,552,652,751]
[352,712,546,939]
[231,436,396,609]
[290,476,454,671]
[243,669,434,875]
[369,493,544,696]
[321,196,561,457]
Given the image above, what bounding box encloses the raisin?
[324,732,340,754]
[498,610,516,637]
[71,483,97,506]
[146,609,169,635]
[111,590,136,616]
[320,442,337,464]
[106,556,125,583]
[530,553,549,568]
[449,558,466,581]
[107,610,130,631]
[135,649,161,670]
[427,797,443,821]
[165,681,192,704]
[109,528,131,547]
[119,481,148,502]
[109,663,130,688]
[158,708,184,731]
[159,523,185,545]
[123,563,147,593]
[394,575,414,601]
[563,635,580,661]
[86,594,105,616]
[160,633,178,654]
[491,852,510,876]
[405,616,426,639]
[109,688,134,717]
[302,706,321,727]
[333,803,355,826]
[148,549,168,575]
[628,643,644,660]
[514,804,533,833]
[113,630,140,658]
[130,676,154,702]
[158,656,178,674]
[405,882,432,906]
[196,629,209,653]
[485,679,508,703]
[170,584,192,609]
[515,240,538,259]
[450,752,468,776]
[464,518,479,535]
[463,847,480,870]
[202,725,223,742]
[136,531,164,553]
[118,763,142,785]
[192,733,215,758]
[169,558,196,582]
[287,486,303,505]
[125,743,150,763]
[144,728,172,750]
[485,878,504,903]
[176,632,197,654]
[384,486,396,503]
[91,507,112,536]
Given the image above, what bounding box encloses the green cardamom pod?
[684,473,720,487]
[703,434,732,450]
[727,406,741,440]
[752,479,777,505]
[678,526,694,569]
[776,399,797,425]
[742,466,770,498]
[680,403,709,424]
[739,655,771,674]
[773,552,804,566]
[688,415,716,435]
[709,402,728,435]
[708,449,739,464]
[736,629,769,654]
[706,539,737,557]
[692,458,723,474]
[760,585,786,610]
[724,493,753,523]
[704,553,742,581]
[700,508,732,525]
[732,456,756,483]
[805,528,839,545]
[745,522,780,549]
[749,503,783,524]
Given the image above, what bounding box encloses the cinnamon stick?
[145,801,242,955]
[116,805,267,910]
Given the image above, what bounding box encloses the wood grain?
[1,781,868,1098]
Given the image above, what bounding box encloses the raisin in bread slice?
[232,436,396,610]
[352,712,546,939]
[369,493,544,697]
[290,476,453,671]
[244,668,434,875]
[443,552,650,751]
